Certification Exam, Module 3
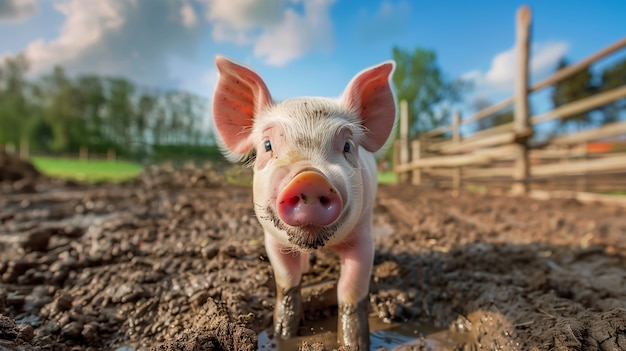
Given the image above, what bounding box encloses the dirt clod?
[153,298,257,351]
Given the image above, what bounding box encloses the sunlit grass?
[377,171,398,184]
[30,156,399,185]
[30,156,144,183]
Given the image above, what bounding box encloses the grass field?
[30,156,398,185]
[31,157,144,183]
[377,171,398,184]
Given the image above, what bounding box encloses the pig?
[212,56,396,349]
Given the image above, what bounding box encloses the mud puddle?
[258,315,471,350]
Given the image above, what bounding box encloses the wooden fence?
[394,6,626,205]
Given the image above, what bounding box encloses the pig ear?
[342,61,396,152]
[213,56,272,158]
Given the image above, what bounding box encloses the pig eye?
[343,142,351,153]
[264,140,272,152]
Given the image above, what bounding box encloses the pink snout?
[276,171,343,227]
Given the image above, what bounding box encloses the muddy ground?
[1,150,626,351]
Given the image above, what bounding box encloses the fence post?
[19,137,29,159]
[107,148,116,162]
[452,110,461,189]
[576,142,588,192]
[393,141,400,175]
[398,99,410,183]
[411,140,421,185]
[80,145,88,161]
[511,5,533,195]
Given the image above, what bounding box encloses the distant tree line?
[0,54,220,161]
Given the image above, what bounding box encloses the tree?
[551,58,596,133]
[136,93,157,146]
[392,46,470,139]
[0,54,213,160]
[0,54,34,147]
[75,75,107,150]
[598,57,626,124]
[39,66,82,153]
[105,77,135,149]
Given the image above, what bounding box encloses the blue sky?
[1,0,625,129]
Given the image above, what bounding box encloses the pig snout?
[276,171,342,227]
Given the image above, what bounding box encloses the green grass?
[31,156,144,183]
[597,190,626,196]
[377,171,398,184]
[30,156,399,185]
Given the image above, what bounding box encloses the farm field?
[1,151,626,351]
[30,157,144,183]
[30,156,399,185]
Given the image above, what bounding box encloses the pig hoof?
[337,298,370,349]
[274,286,302,339]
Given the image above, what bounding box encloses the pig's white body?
[253,97,379,307]
[212,57,396,349]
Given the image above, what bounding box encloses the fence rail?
[394,5,626,203]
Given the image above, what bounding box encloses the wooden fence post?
[512,6,533,195]
[80,145,88,161]
[107,148,116,162]
[576,142,588,192]
[452,110,461,189]
[399,99,410,183]
[393,141,399,167]
[19,137,29,159]
[411,140,421,185]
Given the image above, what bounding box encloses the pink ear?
[213,56,272,155]
[342,61,396,152]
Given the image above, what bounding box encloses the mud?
[1,152,626,350]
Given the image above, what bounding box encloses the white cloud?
[206,0,285,44]
[16,0,205,93]
[24,0,124,75]
[180,2,198,28]
[205,0,335,66]
[0,0,38,22]
[3,0,335,95]
[530,42,569,75]
[484,47,516,88]
[254,0,334,65]
[466,41,569,94]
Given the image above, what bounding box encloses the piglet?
[212,56,396,349]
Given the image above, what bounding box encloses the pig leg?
[334,227,374,349]
[265,232,305,338]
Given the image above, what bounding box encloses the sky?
[0,0,625,130]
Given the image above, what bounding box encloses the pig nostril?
[288,196,300,206]
[319,196,329,206]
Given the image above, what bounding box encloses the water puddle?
[258,315,472,350]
